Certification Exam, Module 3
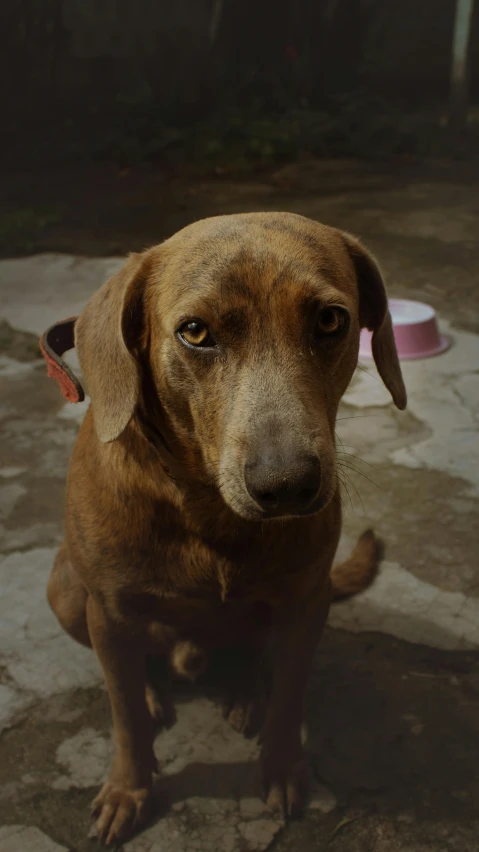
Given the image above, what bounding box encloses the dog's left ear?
[75,251,151,442]
[342,233,407,410]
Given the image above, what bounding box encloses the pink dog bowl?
[359,299,450,361]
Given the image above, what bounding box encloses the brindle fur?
[47,212,406,844]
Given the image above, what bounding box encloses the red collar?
[39,317,85,403]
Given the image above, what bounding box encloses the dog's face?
[75,213,406,521]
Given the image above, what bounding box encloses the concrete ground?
[1,160,479,851]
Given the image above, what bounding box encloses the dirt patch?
[0,321,41,362]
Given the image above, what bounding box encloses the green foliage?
[190,110,300,167]
[183,97,479,168]
[13,87,479,171]
[79,90,479,169]
[0,207,61,254]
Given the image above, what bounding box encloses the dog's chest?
[161,519,313,588]
[117,545,277,644]
[108,503,336,641]
[136,518,326,616]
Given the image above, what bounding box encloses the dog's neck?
[129,409,235,526]
[134,408,176,474]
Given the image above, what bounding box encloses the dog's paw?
[261,748,311,818]
[145,684,177,730]
[91,781,152,845]
[223,695,265,738]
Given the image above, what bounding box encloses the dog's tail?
[330,529,383,601]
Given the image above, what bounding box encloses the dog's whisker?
[338,469,365,511]
[337,460,383,495]
[355,362,382,383]
[336,414,383,421]
[336,474,354,513]
[336,451,381,474]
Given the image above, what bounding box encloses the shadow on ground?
[1,627,479,851]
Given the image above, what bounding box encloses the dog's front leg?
[260,575,331,817]
[86,596,155,845]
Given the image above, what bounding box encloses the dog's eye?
[179,321,215,348]
[315,306,348,337]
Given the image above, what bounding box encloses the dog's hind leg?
[47,542,91,648]
[48,546,178,730]
[220,644,268,739]
[145,655,177,730]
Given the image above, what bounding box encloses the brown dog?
[46,212,406,845]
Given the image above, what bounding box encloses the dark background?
[3,0,479,166]
[1,0,478,257]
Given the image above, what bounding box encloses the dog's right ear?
[342,233,407,410]
[75,251,150,443]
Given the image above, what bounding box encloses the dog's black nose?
[244,454,321,515]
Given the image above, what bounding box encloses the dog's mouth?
[249,492,334,522]
[219,478,337,523]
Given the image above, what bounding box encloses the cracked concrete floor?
[1,161,479,851]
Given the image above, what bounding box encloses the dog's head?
[75,212,406,521]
